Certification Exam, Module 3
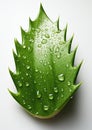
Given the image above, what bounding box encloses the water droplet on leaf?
[68,81,71,86]
[36,112,39,115]
[36,28,40,33]
[38,44,42,48]
[56,53,61,59]
[69,88,72,92]
[37,90,41,98]
[54,87,58,93]
[70,96,73,99]
[66,64,69,67]
[23,100,26,105]
[18,81,22,87]
[61,94,64,98]
[29,39,34,43]
[43,105,49,111]
[55,47,59,53]
[49,65,52,70]
[28,105,32,110]
[26,65,30,70]
[23,45,26,49]
[44,88,47,92]
[41,39,47,44]
[44,62,47,66]
[34,80,36,84]
[23,55,26,59]
[61,88,64,92]
[26,82,29,87]
[28,46,31,51]
[18,54,21,58]
[53,61,56,64]
[49,94,54,100]
[26,73,29,76]
[45,34,50,38]
[35,69,38,72]
[58,74,65,81]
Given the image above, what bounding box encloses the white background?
[0,0,92,130]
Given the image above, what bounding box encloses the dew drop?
[31,28,35,31]
[45,34,50,38]
[55,47,59,53]
[23,100,26,105]
[55,108,58,111]
[53,61,56,64]
[66,64,69,67]
[26,73,29,76]
[18,81,22,87]
[36,28,40,33]
[61,88,64,92]
[41,39,47,44]
[44,54,47,57]
[69,88,72,92]
[58,74,65,82]
[68,81,71,86]
[23,45,26,49]
[39,71,42,74]
[37,90,41,98]
[44,62,47,66]
[18,54,21,58]
[38,44,42,48]
[61,94,64,98]
[26,82,29,87]
[70,96,73,99]
[36,112,39,115]
[28,46,31,51]
[49,94,54,100]
[28,105,32,110]
[54,87,58,93]
[23,55,26,59]
[46,72,49,75]
[26,65,30,70]
[35,69,38,72]
[49,65,52,70]
[56,53,61,59]
[44,87,47,92]
[21,77,24,80]
[57,97,59,100]
[22,95,24,98]
[44,79,46,82]
[29,38,34,43]
[40,60,43,63]
[47,62,49,65]
[40,75,43,79]
[43,105,49,111]
[34,80,36,84]
[27,60,29,63]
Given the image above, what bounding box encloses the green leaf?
[9,4,82,119]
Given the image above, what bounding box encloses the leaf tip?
[8,89,20,99]
[29,17,33,30]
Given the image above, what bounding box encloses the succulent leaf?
[9,4,82,119]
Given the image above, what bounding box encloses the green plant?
[9,4,82,119]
